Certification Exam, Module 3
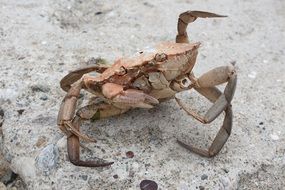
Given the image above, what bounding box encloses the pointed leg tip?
[70,160,115,167]
[177,139,190,149]
[189,11,228,18]
[88,162,114,168]
[177,139,211,157]
[87,160,115,167]
[90,160,115,167]
[106,162,115,166]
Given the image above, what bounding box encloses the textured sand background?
[0,0,285,189]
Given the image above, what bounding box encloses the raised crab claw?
[57,10,237,167]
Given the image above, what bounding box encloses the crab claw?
[102,83,159,109]
[58,80,114,167]
[113,89,159,108]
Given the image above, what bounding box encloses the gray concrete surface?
[0,0,285,189]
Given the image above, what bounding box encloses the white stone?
[11,157,36,182]
[270,133,279,141]
[248,71,257,79]
[0,182,6,190]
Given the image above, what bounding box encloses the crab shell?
[83,41,201,102]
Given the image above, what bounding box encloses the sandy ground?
[0,0,285,189]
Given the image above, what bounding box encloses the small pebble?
[259,122,264,125]
[35,136,47,148]
[40,95,48,101]
[270,133,279,141]
[17,109,25,115]
[126,151,134,158]
[95,11,103,15]
[199,186,205,190]
[248,71,257,79]
[113,174,118,179]
[223,168,229,173]
[17,56,25,60]
[201,174,208,180]
[140,180,158,190]
[31,84,50,93]
[80,175,88,181]
[143,2,154,7]
[106,11,115,18]
[0,108,4,127]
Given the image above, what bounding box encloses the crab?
[57,10,237,167]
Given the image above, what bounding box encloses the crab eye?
[178,77,191,88]
[154,53,167,62]
[116,66,127,75]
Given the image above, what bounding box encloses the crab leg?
[67,115,114,167]
[175,63,237,157]
[57,79,117,167]
[57,80,88,139]
[177,105,232,157]
[66,87,158,167]
[60,65,108,92]
[66,102,129,167]
[176,11,227,43]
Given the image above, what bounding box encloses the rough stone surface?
[35,144,59,176]
[0,0,285,189]
[0,155,9,179]
[0,182,6,190]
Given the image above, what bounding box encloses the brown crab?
[57,11,237,167]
